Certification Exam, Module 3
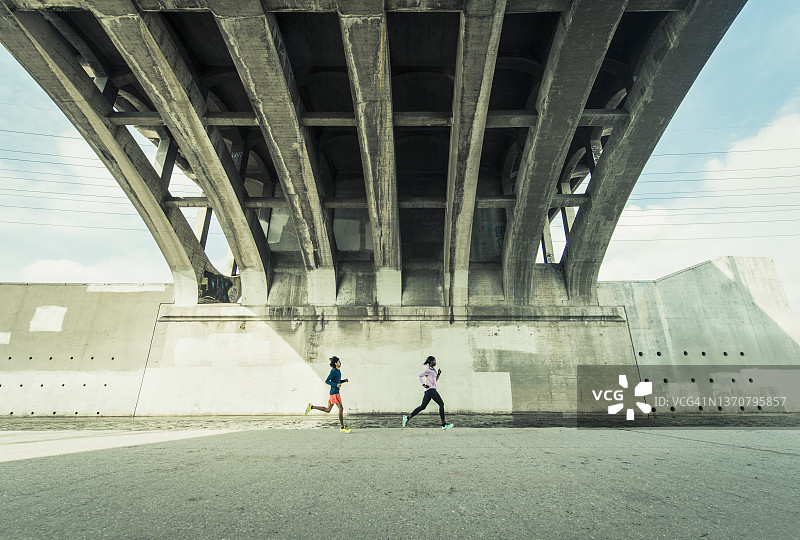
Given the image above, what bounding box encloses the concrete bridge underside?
[0,0,747,308]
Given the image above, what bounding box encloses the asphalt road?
[1,426,798,539]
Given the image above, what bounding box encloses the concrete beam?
[339,1,402,305]
[3,0,689,12]
[443,0,506,306]
[0,7,237,306]
[214,3,337,305]
[562,0,748,302]
[106,109,629,128]
[501,0,626,305]
[92,4,268,304]
[167,194,588,209]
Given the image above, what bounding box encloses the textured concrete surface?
[2,257,799,416]
[1,425,798,539]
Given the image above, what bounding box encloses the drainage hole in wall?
[28,357,32,360]
[96,412,100,415]
[698,406,703,411]
[749,378,754,383]
[709,378,714,383]
[644,378,649,382]
[740,406,745,411]
[40,384,43,387]
[52,412,56,415]
[61,384,65,387]
[723,352,728,356]
[757,406,762,410]
[82,384,86,387]
[731,378,736,383]
[717,406,722,411]
[49,357,52,360]
[30,412,34,415]
[683,351,688,356]
[691,378,696,383]
[663,378,669,383]
[104,384,107,387]
[702,352,707,356]
[19,384,22,387]
[9,412,12,415]
[656,352,661,356]
[90,357,94,360]
[75,412,78,415]
[638,352,643,356]
[651,408,657,413]
[670,407,675,412]
[70,357,74,360]
[111,357,114,360]
[740,352,745,356]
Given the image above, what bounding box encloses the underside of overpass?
[0,0,747,308]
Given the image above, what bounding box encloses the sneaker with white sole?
[305,403,312,415]
[402,415,408,427]
[442,423,453,431]
[340,426,351,433]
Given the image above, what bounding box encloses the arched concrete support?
[0,7,236,306]
[563,0,748,303]
[501,0,626,305]
[91,3,269,305]
[338,2,402,306]
[213,2,338,306]
[443,0,506,307]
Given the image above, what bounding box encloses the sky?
[0,1,799,325]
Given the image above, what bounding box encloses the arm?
[418,369,430,388]
[325,369,339,387]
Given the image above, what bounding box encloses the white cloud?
[587,109,800,323]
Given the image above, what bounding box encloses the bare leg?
[311,403,334,413]
[336,402,344,427]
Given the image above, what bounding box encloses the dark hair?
[423,355,435,365]
[329,356,340,368]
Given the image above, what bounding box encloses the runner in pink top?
[402,356,453,430]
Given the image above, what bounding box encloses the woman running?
[402,356,453,430]
[305,356,351,433]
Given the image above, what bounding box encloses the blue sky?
[1,1,799,325]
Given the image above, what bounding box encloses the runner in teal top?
[305,356,351,433]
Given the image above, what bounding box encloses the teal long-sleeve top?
[326,368,342,395]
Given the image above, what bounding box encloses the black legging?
[408,389,446,425]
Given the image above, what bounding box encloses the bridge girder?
[0,0,747,306]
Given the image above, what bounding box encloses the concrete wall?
[1,257,798,416]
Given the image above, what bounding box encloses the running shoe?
[304,403,312,415]
[340,426,351,433]
[402,415,408,427]
[442,423,453,431]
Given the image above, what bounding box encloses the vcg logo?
[591,375,652,420]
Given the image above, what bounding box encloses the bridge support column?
[563,0,748,302]
[502,0,626,305]
[443,0,506,307]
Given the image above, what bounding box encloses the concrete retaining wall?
[1,257,798,416]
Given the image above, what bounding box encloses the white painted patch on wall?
[29,306,67,332]
[172,331,302,368]
[0,332,11,344]
[87,284,166,293]
[470,325,539,353]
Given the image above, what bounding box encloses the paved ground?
[1,421,798,539]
